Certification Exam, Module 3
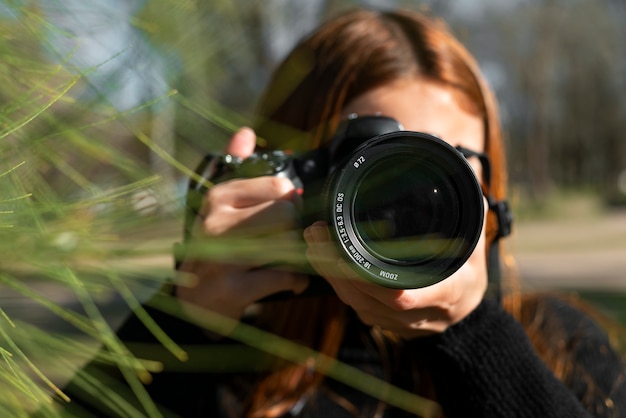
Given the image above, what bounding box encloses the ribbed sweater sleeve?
[409,298,594,418]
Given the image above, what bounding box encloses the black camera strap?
[456,146,513,301]
[486,198,513,301]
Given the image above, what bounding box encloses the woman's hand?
[303,213,488,339]
[176,127,309,322]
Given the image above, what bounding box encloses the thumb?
[225,127,256,158]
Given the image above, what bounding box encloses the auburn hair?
[243,8,547,417]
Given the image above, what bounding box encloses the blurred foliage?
[0,2,181,415]
[138,0,626,208]
[494,1,626,207]
[1,0,625,416]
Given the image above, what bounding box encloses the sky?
[38,0,170,110]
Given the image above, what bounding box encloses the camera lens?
[353,155,460,264]
[326,132,483,289]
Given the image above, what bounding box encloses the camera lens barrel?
[325,131,484,289]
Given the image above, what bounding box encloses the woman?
[63,8,625,418]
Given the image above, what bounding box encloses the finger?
[207,176,296,210]
[304,224,431,312]
[320,269,450,336]
[200,232,308,267]
[203,197,298,237]
[304,222,371,281]
[179,261,310,307]
[239,269,311,299]
[351,280,421,312]
[303,222,347,278]
[303,221,332,248]
[229,200,299,234]
[302,226,449,335]
[225,127,256,158]
[303,222,459,312]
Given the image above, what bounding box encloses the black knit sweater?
[59,296,626,418]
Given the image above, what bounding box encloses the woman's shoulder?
[521,293,621,352]
[516,292,625,378]
[523,292,626,416]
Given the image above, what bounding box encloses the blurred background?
[1,0,625,415]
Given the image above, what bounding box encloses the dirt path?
[510,210,626,291]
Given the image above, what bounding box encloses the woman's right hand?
[176,127,310,321]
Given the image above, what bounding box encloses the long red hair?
[247,8,510,417]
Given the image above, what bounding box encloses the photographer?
[63,8,625,418]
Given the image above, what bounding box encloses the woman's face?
[342,77,485,182]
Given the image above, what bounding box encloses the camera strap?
[457,146,513,302]
[486,198,513,301]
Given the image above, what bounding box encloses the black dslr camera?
[184,116,485,289]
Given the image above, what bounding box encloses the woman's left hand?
[303,218,489,339]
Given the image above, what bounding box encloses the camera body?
[186,116,485,289]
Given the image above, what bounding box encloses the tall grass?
[0,3,181,415]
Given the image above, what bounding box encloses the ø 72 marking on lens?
[353,155,366,168]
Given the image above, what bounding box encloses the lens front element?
[354,155,460,263]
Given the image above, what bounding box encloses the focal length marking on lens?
[347,245,371,270]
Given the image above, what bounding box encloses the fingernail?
[309,222,329,242]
